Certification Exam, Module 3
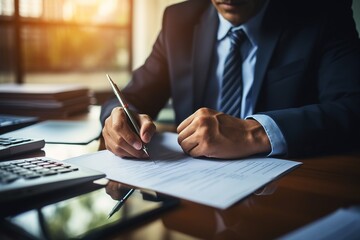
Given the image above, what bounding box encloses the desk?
[1,107,360,239]
[90,152,359,239]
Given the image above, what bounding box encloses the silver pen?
[106,74,149,157]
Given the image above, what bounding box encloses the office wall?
[132,0,184,70]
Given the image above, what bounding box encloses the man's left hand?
[177,108,271,159]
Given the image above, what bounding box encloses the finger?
[105,181,118,194]
[179,135,199,156]
[105,182,124,200]
[177,117,198,145]
[177,112,195,133]
[180,134,208,158]
[104,109,147,158]
[177,121,199,155]
[188,145,203,158]
[106,129,146,158]
[138,114,156,143]
[110,107,143,151]
[114,136,147,158]
[103,123,135,158]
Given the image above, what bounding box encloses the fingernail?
[143,132,150,142]
[133,141,142,150]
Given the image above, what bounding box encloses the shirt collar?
[217,0,269,47]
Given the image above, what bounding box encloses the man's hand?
[105,181,132,200]
[102,107,156,158]
[177,108,271,159]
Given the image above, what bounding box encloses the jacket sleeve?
[265,0,360,157]
[100,9,173,126]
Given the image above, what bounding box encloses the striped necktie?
[220,29,245,117]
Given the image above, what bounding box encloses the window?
[0,0,132,104]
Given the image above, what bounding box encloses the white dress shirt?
[203,2,287,156]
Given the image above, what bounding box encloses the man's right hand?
[102,107,156,158]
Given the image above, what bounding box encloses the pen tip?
[108,211,115,219]
[143,148,150,157]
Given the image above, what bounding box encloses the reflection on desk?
[1,182,179,240]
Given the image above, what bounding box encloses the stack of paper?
[0,83,92,119]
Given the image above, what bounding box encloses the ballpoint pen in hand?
[106,74,149,157]
[107,188,135,219]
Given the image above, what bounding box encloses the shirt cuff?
[246,114,288,156]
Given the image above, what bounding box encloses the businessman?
[101,0,360,159]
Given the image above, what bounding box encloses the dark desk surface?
[103,151,359,239]
[1,107,360,239]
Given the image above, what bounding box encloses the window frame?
[0,0,133,84]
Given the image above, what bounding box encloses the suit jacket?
[101,0,360,157]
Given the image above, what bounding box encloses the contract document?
[66,132,301,209]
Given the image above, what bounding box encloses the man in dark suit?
[101,0,360,159]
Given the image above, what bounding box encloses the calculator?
[0,157,105,204]
[0,137,45,159]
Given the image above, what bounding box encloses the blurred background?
[0,0,359,105]
[0,0,183,105]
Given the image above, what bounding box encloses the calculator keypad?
[0,137,32,146]
[0,158,79,184]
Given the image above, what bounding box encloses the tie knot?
[228,29,245,48]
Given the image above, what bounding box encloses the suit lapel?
[192,5,218,111]
[252,2,284,110]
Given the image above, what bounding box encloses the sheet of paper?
[1,120,101,144]
[66,132,301,209]
[280,207,360,240]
